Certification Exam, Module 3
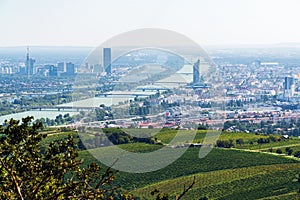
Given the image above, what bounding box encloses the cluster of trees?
[104,128,155,145]
[269,147,300,157]
[95,106,113,121]
[80,128,156,150]
[216,135,283,149]
[0,117,129,199]
[257,135,281,144]
[35,113,73,127]
[0,99,16,116]
[216,140,235,148]
[129,101,150,116]
[257,138,271,144]
[198,124,208,130]
[294,151,300,158]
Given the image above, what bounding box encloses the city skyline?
[1,0,300,46]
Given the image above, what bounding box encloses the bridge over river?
[22,106,95,111]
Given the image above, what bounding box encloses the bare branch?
[176,176,196,200]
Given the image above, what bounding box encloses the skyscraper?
[25,47,35,77]
[57,62,65,72]
[65,62,75,76]
[48,65,58,77]
[193,59,200,84]
[103,48,111,75]
[283,77,294,100]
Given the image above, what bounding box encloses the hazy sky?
[1,0,300,46]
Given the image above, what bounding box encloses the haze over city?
[1,0,300,46]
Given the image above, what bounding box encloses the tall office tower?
[57,62,65,72]
[65,62,75,75]
[25,47,35,77]
[48,65,58,77]
[26,47,29,67]
[193,59,200,84]
[103,48,111,75]
[283,77,294,100]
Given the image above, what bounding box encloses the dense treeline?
[216,135,284,148]
[79,128,157,150]
[35,113,73,127]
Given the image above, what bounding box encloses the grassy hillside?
[132,163,300,199]
[78,145,299,191]
[41,129,300,199]
[154,130,270,144]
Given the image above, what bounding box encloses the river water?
[0,110,79,123]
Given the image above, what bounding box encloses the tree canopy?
[0,116,124,200]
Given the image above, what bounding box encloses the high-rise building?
[103,48,111,75]
[65,62,75,75]
[57,62,65,72]
[25,47,35,77]
[283,77,294,100]
[193,59,200,84]
[25,47,29,75]
[47,65,58,77]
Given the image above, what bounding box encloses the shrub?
[294,151,300,158]
[276,149,282,154]
[285,147,293,155]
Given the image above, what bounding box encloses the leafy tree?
[285,147,293,155]
[294,151,300,158]
[235,138,244,146]
[198,124,208,130]
[276,149,283,154]
[95,107,113,121]
[0,116,123,199]
[223,121,234,130]
[216,140,234,148]
[257,138,270,144]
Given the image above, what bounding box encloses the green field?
[39,130,79,147]
[155,130,300,151]
[244,139,300,150]
[41,129,300,199]
[155,130,272,145]
[132,163,300,199]
[77,144,300,199]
